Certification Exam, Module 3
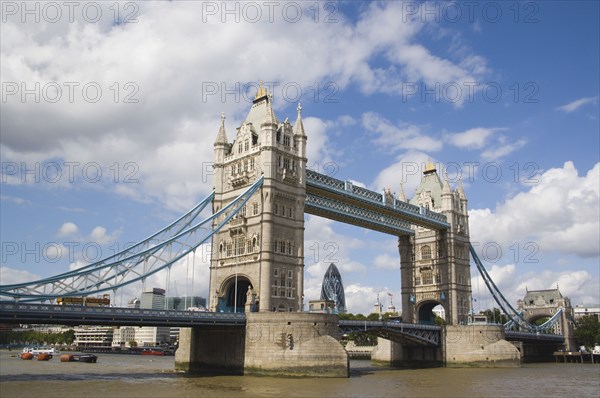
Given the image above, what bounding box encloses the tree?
[574,315,600,349]
[129,340,138,347]
[337,313,379,346]
[482,308,510,324]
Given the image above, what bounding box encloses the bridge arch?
[525,311,555,324]
[218,274,254,313]
[417,300,446,325]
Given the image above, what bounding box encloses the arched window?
[421,245,432,260]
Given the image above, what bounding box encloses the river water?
[1,351,598,397]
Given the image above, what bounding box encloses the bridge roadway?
[0,302,245,327]
[0,303,441,345]
[504,330,564,343]
[0,303,563,345]
[339,319,441,346]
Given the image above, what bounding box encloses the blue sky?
[1,1,598,315]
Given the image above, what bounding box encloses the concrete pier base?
[371,325,520,368]
[371,338,442,367]
[244,313,348,377]
[175,325,246,374]
[175,313,348,377]
[444,325,520,367]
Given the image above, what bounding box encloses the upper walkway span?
[305,170,450,235]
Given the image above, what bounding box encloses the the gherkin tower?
[320,263,346,313]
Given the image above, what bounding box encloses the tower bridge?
[0,84,570,376]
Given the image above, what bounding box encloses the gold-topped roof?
[424,159,437,174]
[255,80,268,100]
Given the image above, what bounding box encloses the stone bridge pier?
[175,313,348,377]
[372,325,521,368]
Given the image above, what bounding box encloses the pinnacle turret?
[398,182,407,202]
[442,172,452,196]
[293,103,306,137]
[263,92,277,126]
[457,178,467,199]
[214,112,228,145]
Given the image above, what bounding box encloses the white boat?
[22,347,57,356]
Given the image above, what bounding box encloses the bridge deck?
[339,319,441,346]
[504,330,564,343]
[0,302,245,327]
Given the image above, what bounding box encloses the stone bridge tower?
[400,162,472,325]
[517,287,576,350]
[209,84,307,313]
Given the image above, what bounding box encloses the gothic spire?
[398,182,407,202]
[214,112,228,145]
[293,102,306,136]
[442,171,452,195]
[263,92,277,126]
[457,178,467,199]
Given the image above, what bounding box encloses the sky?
[1,1,599,316]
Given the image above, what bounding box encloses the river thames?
[0,351,598,397]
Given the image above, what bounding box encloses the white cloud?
[303,117,341,168]
[470,161,600,258]
[344,283,401,315]
[1,2,490,211]
[89,226,121,245]
[372,150,433,196]
[471,264,596,309]
[0,195,30,205]
[557,96,598,113]
[445,127,502,150]
[481,138,527,161]
[0,266,40,286]
[373,253,399,270]
[362,112,443,153]
[57,222,79,237]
